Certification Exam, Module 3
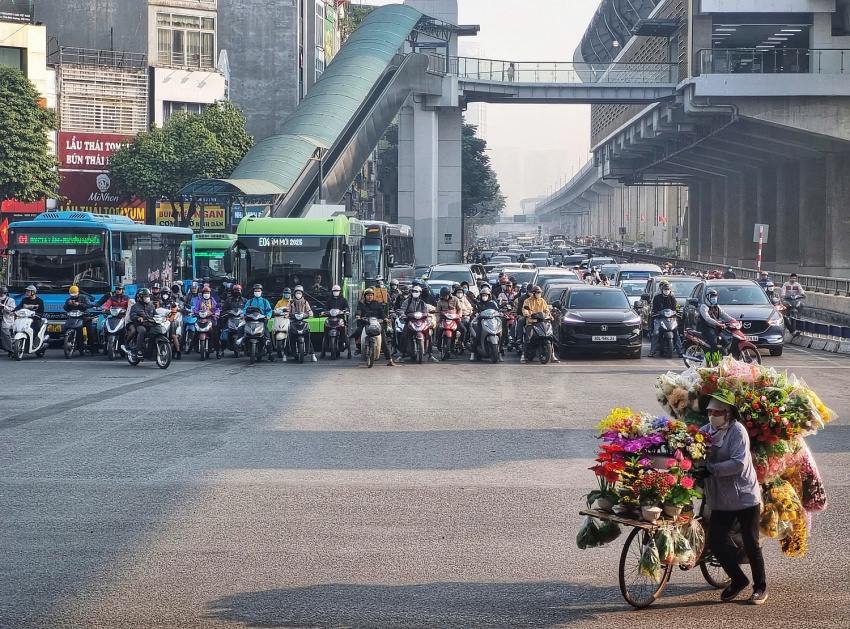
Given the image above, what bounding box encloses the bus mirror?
[223,242,236,274]
[114,260,126,277]
[388,254,396,267]
[343,251,353,278]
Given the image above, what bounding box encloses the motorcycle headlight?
[154,315,165,324]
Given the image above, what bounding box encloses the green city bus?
[226,215,362,332]
[180,233,236,282]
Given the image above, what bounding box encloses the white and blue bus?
[5,211,195,338]
[362,221,415,286]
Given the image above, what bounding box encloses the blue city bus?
[5,212,195,338]
[362,221,415,286]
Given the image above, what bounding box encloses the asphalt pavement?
[1,342,848,628]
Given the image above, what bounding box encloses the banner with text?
[155,203,227,231]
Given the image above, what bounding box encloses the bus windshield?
[363,236,382,280]
[7,229,109,293]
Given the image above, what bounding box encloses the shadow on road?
[206,580,710,628]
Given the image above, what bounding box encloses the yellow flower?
[695,433,704,443]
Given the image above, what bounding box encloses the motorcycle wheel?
[36,347,46,358]
[127,350,141,366]
[249,341,257,365]
[200,338,208,361]
[366,340,375,369]
[739,346,762,365]
[453,339,465,357]
[662,336,674,359]
[682,344,705,369]
[14,339,25,361]
[331,337,339,361]
[277,342,283,359]
[155,340,172,369]
[63,331,75,359]
[489,342,499,364]
[415,338,424,364]
[441,338,451,362]
[540,340,551,365]
[184,333,193,355]
[107,339,116,361]
[297,338,305,364]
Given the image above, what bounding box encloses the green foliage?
[462,123,505,227]
[377,123,398,201]
[0,67,60,203]
[110,100,253,227]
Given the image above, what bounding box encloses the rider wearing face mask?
[191,287,220,358]
[284,285,316,361]
[649,280,683,358]
[398,285,436,362]
[126,288,156,357]
[321,285,350,359]
[275,287,292,311]
[697,288,734,366]
[698,391,767,605]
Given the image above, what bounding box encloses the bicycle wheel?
[739,346,761,365]
[682,344,704,369]
[699,553,732,589]
[618,527,673,608]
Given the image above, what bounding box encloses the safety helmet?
[26,284,37,292]
[151,282,161,290]
[162,287,171,296]
[232,284,242,292]
[364,288,375,296]
[0,286,8,295]
[390,279,399,287]
[137,288,151,297]
[171,282,182,291]
[410,287,422,296]
[480,286,491,296]
[401,285,410,294]
[659,280,670,289]
[440,287,451,298]
[760,270,769,276]
[411,278,422,287]
[114,284,125,291]
[509,276,518,284]
[69,285,79,295]
[253,284,263,290]
[706,288,719,299]
[420,281,429,289]
[331,284,341,292]
[531,285,542,293]
[451,283,461,291]
[293,285,303,293]
[480,282,491,291]
[766,281,775,290]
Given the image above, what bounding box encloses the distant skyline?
[366,0,602,214]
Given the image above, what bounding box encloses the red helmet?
[232,284,242,292]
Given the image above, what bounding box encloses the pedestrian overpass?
[181,3,678,263]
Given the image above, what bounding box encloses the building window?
[157,13,216,68]
[163,101,206,122]
[0,46,24,72]
[315,2,326,80]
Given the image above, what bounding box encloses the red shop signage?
[58,131,132,171]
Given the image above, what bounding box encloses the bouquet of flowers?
[760,479,808,557]
[663,455,703,508]
[632,471,674,507]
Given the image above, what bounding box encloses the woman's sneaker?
[721,581,749,602]
[748,590,768,605]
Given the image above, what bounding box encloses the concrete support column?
[724,174,744,264]
[696,180,712,261]
[710,178,727,264]
[756,165,777,265]
[776,161,801,271]
[825,153,850,277]
[799,158,827,273]
[437,107,462,263]
[739,170,759,268]
[687,182,701,259]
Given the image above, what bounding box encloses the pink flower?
[681,477,695,489]
[674,450,684,461]
[666,458,677,468]
[666,474,677,485]
[679,459,692,471]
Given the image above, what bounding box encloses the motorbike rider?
[171,282,184,303]
[435,287,462,355]
[521,285,558,364]
[64,285,98,354]
[158,287,182,360]
[387,279,402,307]
[470,286,504,362]
[764,282,778,303]
[321,284,350,359]
[125,288,156,357]
[757,271,772,290]
[353,288,395,366]
[285,285,317,361]
[648,280,683,358]
[780,273,805,334]
[0,286,16,357]
[454,283,473,346]
[15,285,45,340]
[397,284,437,362]
[217,284,247,358]
[420,280,437,307]
[150,282,162,304]
[697,288,734,366]
[183,281,200,312]
[190,286,220,357]
[100,285,131,347]
[275,287,292,311]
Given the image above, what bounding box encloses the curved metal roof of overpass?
[575,0,661,68]
[223,4,423,195]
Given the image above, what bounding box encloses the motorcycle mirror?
[641,293,651,301]
[551,301,562,309]
[688,298,699,306]
[770,296,779,305]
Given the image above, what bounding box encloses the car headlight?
[768,315,783,326]
[561,314,584,325]
[624,314,641,326]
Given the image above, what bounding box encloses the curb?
[790,333,850,355]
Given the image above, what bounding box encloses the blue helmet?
[411,278,423,287]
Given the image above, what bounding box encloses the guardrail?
[442,56,677,84]
[697,48,850,75]
[596,248,850,296]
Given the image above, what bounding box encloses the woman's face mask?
[202,293,211,300]
[708,410,730,430]
[709,297,718,305]
[254,291,262,298]
[283,293,291,299]
[294,292,303,299]
[662,289,670,296]
[332,290,340,297]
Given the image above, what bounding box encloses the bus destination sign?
[15,233,103,246]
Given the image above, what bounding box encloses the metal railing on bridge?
[431,55,677,84]
[697,48,850,75]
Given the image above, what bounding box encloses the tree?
[461,123,505,245]
[0,67,60,203]
[110,100,253,227]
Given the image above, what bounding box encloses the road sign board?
[753,223,769,243]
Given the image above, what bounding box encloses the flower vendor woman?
[700,390,767,605]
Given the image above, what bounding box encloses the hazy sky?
[365,0,602,213]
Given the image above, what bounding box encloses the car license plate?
[746,335,759,342]
[592,335,617,342]
[48,324,63,333]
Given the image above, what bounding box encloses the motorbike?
[62,308,96,359]
[220,309,245,358]
[500,304,517,351]
[323,308,350,360]
[182,307,197,355]
[682,320,761,367]
[400,310,431,364]
[287,311,311,364]
[524,311,555,364]
[192,309,215,360]
[391,312,405,356]
[243,306,273,365]
[653,308,680,359]
[361,317,384,368]
[782,294,805,332]
[470,309,503,363]
[12,307,48,361]
[127,307,172,369]
[437,312,462,361]
[271,308,290,361]
[100,306,127,361]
